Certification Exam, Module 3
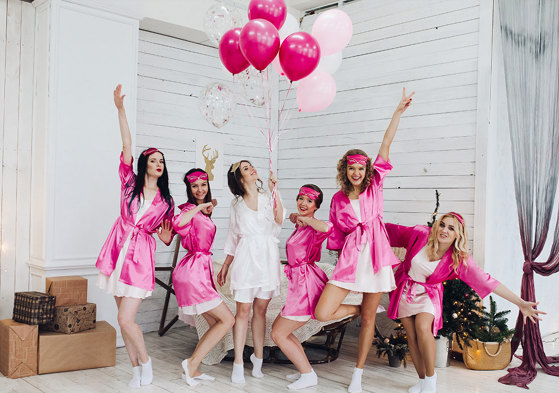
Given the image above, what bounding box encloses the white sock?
[140,357,153,386]
[348,367,363,393]
[287,369,318,390]
[286,372,300,381]
[250,353,264,378]
[231,362,245,383]
[422,373,437,393]
[128,366,141,388]
[408,378,425,393]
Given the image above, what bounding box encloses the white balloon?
[234,68,270,107]
[279,13,299,42]
[203,3,244,46]
[199,82,236,128]
[316,51,343,74]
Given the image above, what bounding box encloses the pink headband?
[299,186,320,200]
[447,212,465,226]
[142,147,161,157]
[186,171,208,183]
[347,154,368,166]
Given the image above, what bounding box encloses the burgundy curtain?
[497,0,559,389]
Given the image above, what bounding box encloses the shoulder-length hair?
[426,213,469,272]
[227,160,264,198]
[336,149,374,196]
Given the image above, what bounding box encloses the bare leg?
[251,298,272,359]
[314,283,359,322]
[355,292,382,368]
[117,296,148,364]
[203,312,218,328]
[270,315,309,373]
[186,303,235,378]
[401,316,426,378]
[233,302,252,364]
[415,313,436,377]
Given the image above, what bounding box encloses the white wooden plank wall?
[278,0,481,262]
[0,0,35,319]
[135,30,272,331]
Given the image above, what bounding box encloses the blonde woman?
[385,213,544,393]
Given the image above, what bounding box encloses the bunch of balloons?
[219,0,353,113]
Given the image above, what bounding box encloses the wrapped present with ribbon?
[0,319,38,378]
[46,276,88,306]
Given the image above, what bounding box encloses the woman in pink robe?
[314,88,414,393]
[386,213,544,393]
[270,185,356,390]
[95,85,174,388]
[172,168,235,387]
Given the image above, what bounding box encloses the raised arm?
[294,215,330,233]
[378,87,414,161]
[492,284,545,324]
[269,170,284,225]
[114,84,133,165]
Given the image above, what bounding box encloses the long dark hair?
[227,160,263,197]
[184,168,212,212]
[126,148,173,215]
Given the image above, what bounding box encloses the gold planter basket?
[463,339,511,370]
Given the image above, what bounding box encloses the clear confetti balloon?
[235,67,270,107]
[203,3,245,46]
[199,82,236,128]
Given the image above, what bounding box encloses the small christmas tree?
[438,279,484,348]
[475,296,515,343]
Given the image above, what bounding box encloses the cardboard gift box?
[0,319,38,378]
[13,291,56,325]
[38,320,115,374]
[46,276,88,306]
[41,303,96,334]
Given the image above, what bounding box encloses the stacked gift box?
[0,276,115,378]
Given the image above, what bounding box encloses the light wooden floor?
[3,327,558,393]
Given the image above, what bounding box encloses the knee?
[360,313,376,329]
[252,304,268,318]
[236,306,251,321]
[416,323,433,338]
[270,328,283,345]
[118,314,134,331]
[314,307,330,322]
[223,314,236,330]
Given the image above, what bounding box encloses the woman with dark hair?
[386,213,543,393]
[95,84,174,388]
[172,168,235,386]
[314,88,414,393]
[270,184,361,390]
[217,160,284,383]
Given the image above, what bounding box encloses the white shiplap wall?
[278,0,481,262]
[135,30,274,331]
[0,0,35,319]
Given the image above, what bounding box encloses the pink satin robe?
[385,224,500,336]
[171,203,220,309]
[327,155,400,282]
[281,223,333,319]
[96,153,174,291]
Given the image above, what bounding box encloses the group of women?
[95,85,544,393]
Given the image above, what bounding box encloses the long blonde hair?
[426,213,469,272]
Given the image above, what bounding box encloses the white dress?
[224,191,283,303]
[329,199,396,293]
[96,198,154,299]
[397,246,441,318]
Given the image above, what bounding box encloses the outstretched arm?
[114,84,133,165]
[492,284,546,324]
[378,87,414,161]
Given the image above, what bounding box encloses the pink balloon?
[219,28,250,75]
[296,71,336,112]
[279,32,320,82]
[248,0,287,30]
[311,9,353,56]
[271,54,285,76]
[240,19,280,71]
